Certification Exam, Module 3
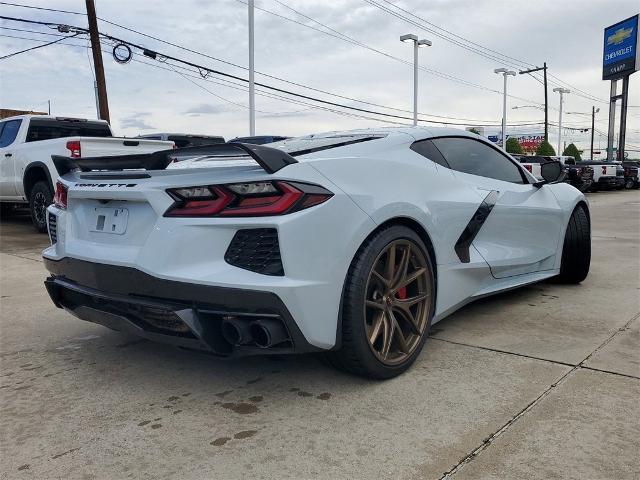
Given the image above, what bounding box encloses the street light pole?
[590,106,599,160]
[248,0,255,136]
[495,68,516,149]
[553,87,570,155]
[400,34,431,126]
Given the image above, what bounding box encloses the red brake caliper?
[396,286,407,299]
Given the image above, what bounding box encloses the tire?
[29,181,52,233]
[624,178,635,189]
[326,225,435,379]
[556,205,590,284]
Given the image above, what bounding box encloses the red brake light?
[165,181,332,217]
[66,140,81,158]
[53,181,68,209]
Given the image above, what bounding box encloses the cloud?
[119,113,155,130]
[183,103,230,116]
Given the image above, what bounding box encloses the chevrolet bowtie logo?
[607,27,633,46]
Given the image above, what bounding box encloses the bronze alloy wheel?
[363,239,432,365]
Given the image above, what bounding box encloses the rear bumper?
[44,257,322,356]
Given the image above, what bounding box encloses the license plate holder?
[90,207,129,235]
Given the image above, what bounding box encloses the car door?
[0,119,23,198]
[431,136,565,278]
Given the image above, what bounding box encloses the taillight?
[524,164,532,173]
[165,181,333,217]
[53,181,68,209]
[66,140,81,158]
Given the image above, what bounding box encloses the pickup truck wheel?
[29,181,52,233]
[556,205,590,284]
[624,178,635,189]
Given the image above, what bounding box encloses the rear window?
[26,119,112,142]
[168,135,225,148]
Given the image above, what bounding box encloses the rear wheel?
[29,181,52,233]
[624,178,635,189]
[556,205,590,284]
[327,226,435,379]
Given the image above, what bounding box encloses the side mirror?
[534,160,565,187]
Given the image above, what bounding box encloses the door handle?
[4,153,12,157]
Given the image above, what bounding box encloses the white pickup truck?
[0,115,173,231]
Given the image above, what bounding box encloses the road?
[1,191,638,480]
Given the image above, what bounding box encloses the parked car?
[622,161,640,189]
[0,115,174,231]
[574,161,619,191]
[513,155,592,192]
[138,133,225,148]
[43,127,590,379]
[229,135,290,145]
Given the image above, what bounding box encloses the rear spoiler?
[51,142,298,176]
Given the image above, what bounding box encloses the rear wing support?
[51,142,298,176]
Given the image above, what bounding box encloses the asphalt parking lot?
[0,191,638,480]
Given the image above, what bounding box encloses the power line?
[2,15,547,127]
[0,31,81,59]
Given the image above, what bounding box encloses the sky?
[1,0,639,157]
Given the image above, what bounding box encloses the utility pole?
[553,87,570,155]
[85,0,109,123]
[495,68,516,148]
[519,63,548,142]
[400,34,431,126]
[590,106,599,160]
[248,0,255,136]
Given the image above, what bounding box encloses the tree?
[562,143,582,161]
[505,137,524,154]
[536,140,556,156]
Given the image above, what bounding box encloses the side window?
[410,139,449,168]
[432,137,525,184]
[0,120,22,148]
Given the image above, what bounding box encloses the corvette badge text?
[75,183,137,188]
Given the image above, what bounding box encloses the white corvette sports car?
[43,127,590,378]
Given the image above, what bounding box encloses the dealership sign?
[488,133,544,152]
[603,14,639,80]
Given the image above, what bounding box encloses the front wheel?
[624,178,635,189]
[556,205,590,284]
[327,226,435,379]
[29,181,52,233]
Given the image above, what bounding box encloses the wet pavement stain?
[17,464,29,471]
[172,410,183,415]
[153,417,161,421]
[249,395,263,403]
[289,387,300,392]
[211,437,230,446]
[138,420,151,426]
[234,430,258,439]
[166,396,180,402]
[297,391,313,398]
[182,392,191,397]
[52,447,80,459]
[246,377,262,384]
[317,393,332,400]
[221,402,259,414]
[150,424,162,429]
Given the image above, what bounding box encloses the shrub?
[505,137,524,154]
[536,141,556,156]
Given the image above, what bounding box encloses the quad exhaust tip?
[221,317,290,348]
